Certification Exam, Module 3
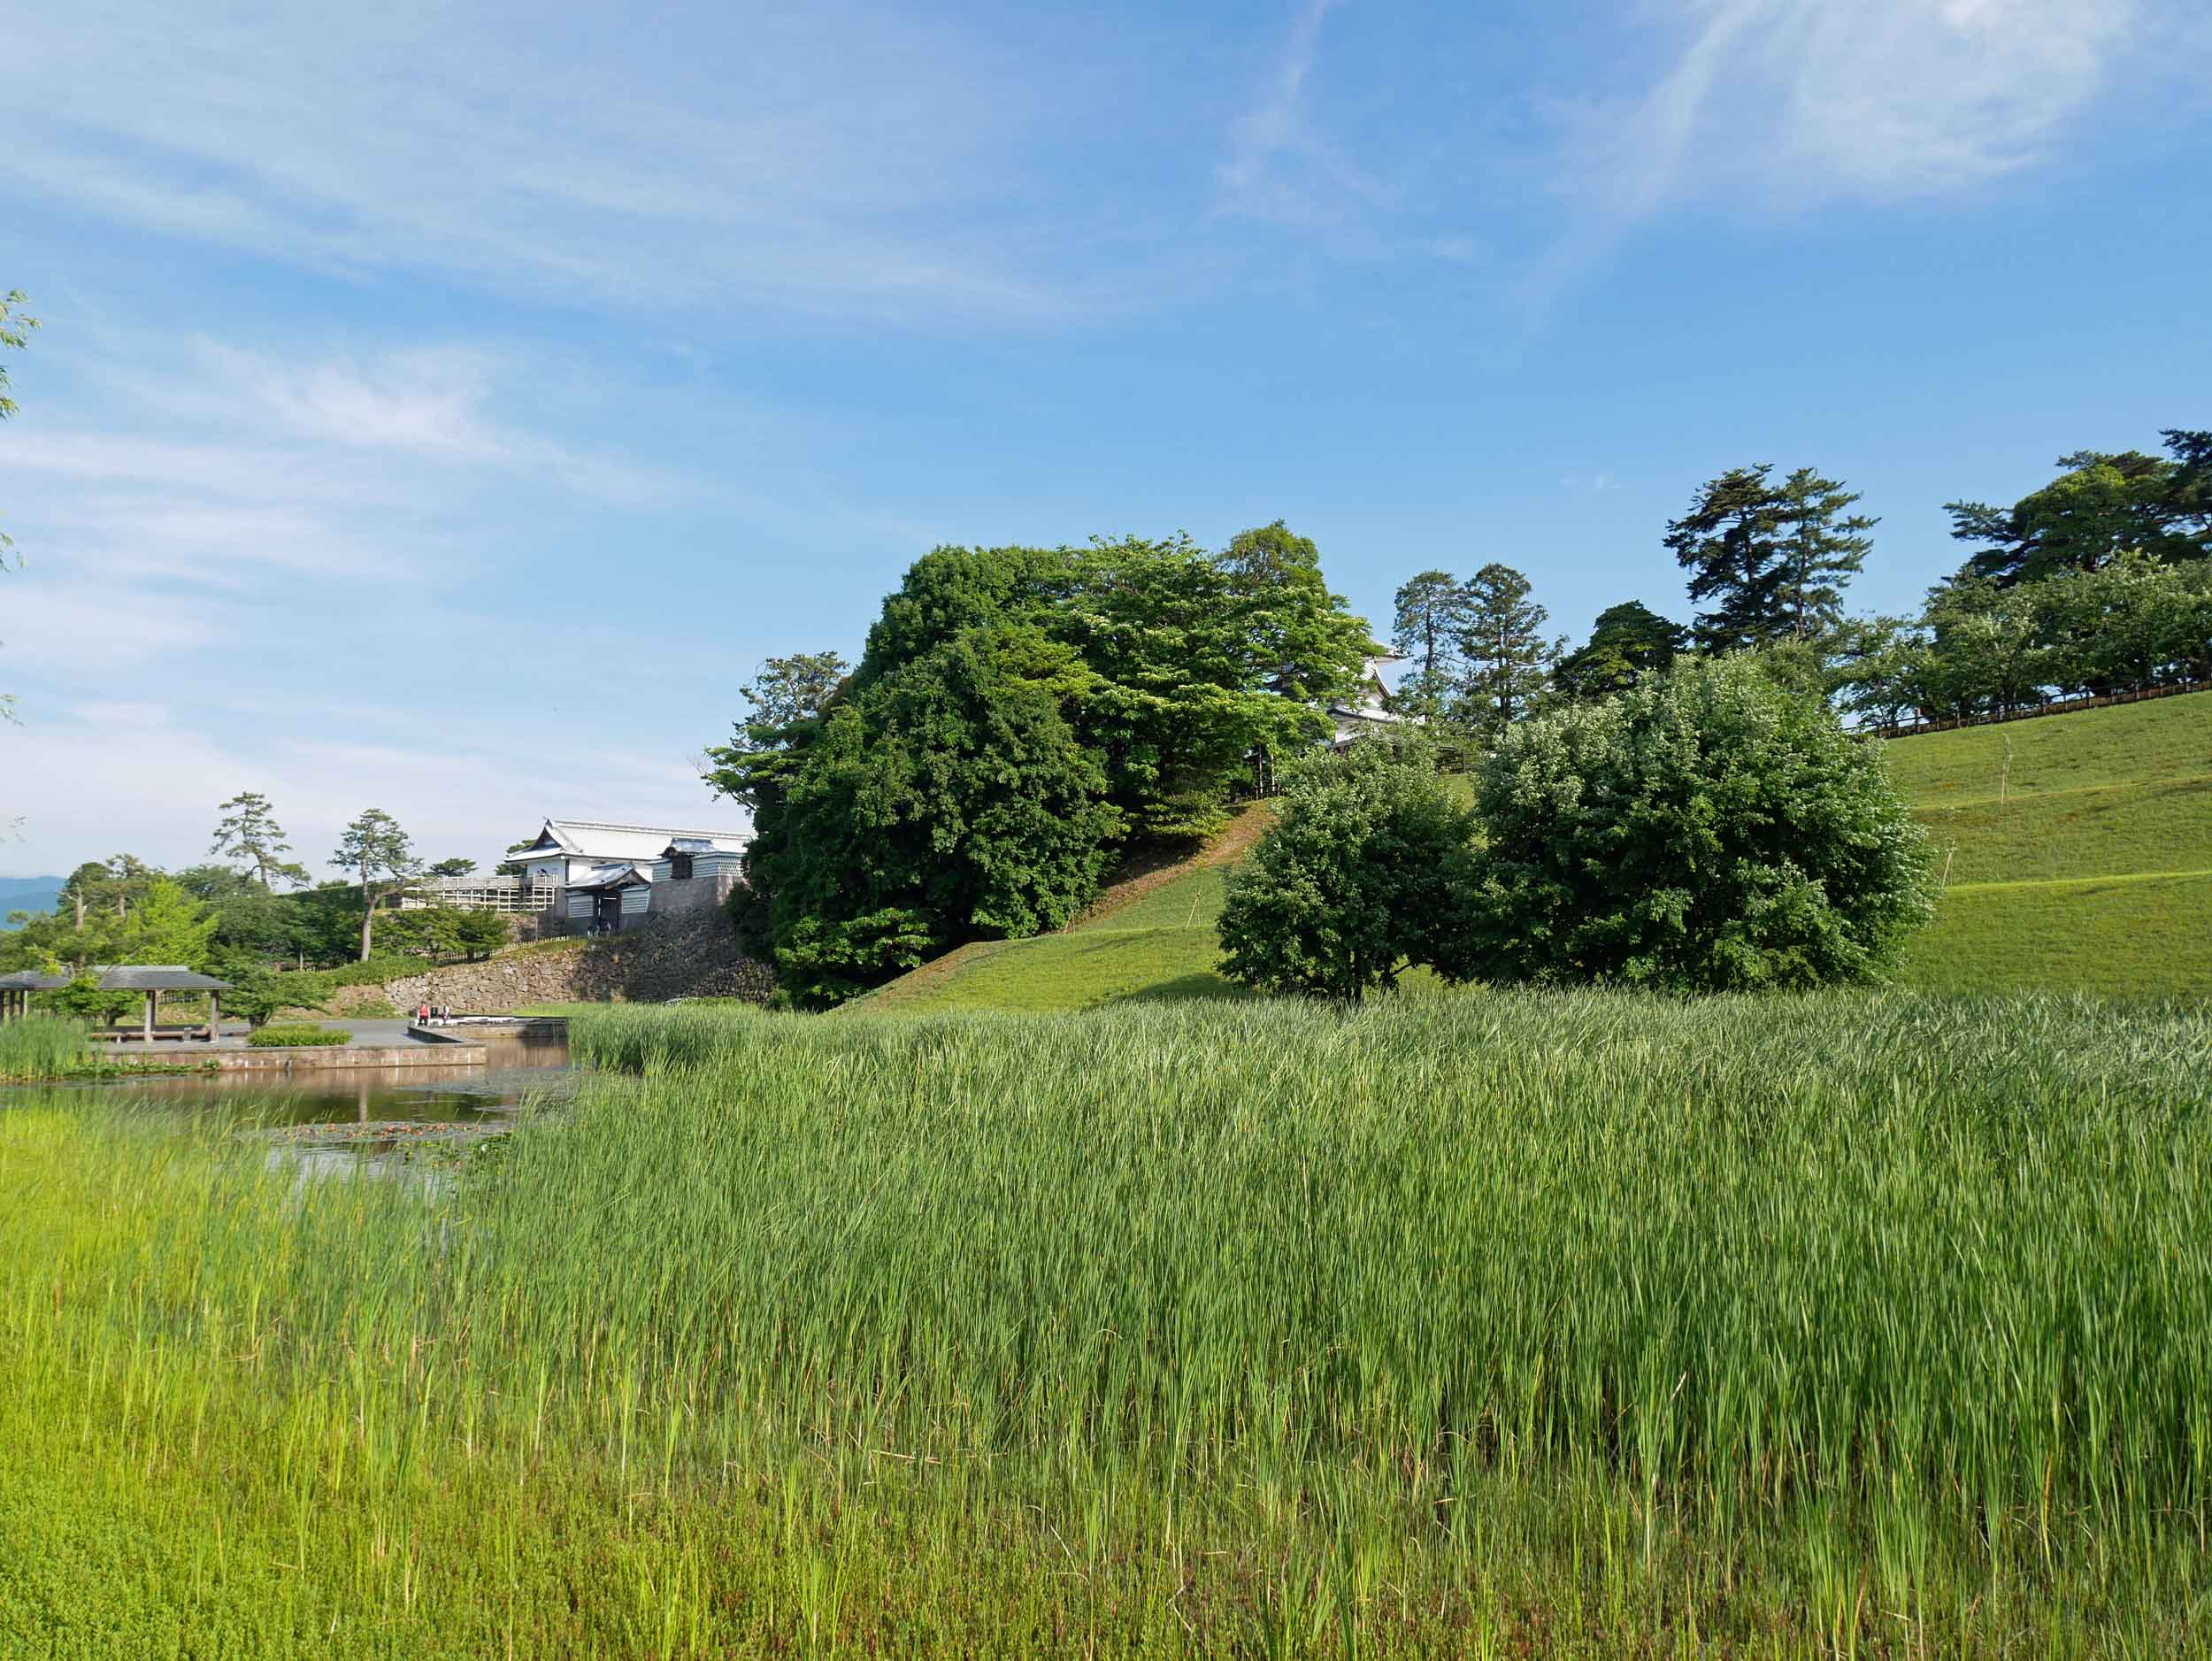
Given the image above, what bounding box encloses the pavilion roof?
[0,971,72,990]
[90,965,234,991]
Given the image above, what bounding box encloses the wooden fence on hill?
[1872,678,2212,741]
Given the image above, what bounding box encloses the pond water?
[3,1028,581,1180]
[74,1028,580,1127]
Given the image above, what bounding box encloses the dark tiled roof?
[92,965,234,991]
[0,971,71,990]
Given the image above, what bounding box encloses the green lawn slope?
[1896,691,2212,1000]
[861,690,2212,1012]
[850,812,1263,1014]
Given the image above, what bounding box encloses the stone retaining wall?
[380,904,773,1012]
[111,1041,489,1072]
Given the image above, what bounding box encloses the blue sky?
[3,0,2206,878]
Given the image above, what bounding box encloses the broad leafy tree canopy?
[708,528,1373,1005]
[1463,656,1935,991]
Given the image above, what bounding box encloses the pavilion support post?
[206,990,221,1043]
[142,990,156,1043]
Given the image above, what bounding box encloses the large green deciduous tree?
[1828,615,1931,731]
[727,628,1121,1005]
[117,878,218,970]
[1217,741,1478,1002]
[1218,520,1375,711]
[1916,576,2046,716]
[332,809,419,963]
[2021,553,2212,696]
[710,531,1373,1004]
[1463,656,1934,991]
[1552,601,1686,702]
[1455,562,1555,741]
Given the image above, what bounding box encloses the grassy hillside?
[864,691,2212,1012]
[1898,692,2212,998]
[851,807,1264,1014]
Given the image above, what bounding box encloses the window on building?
[670,853,695,880]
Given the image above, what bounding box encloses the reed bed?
[0,1011,92,1079]
[4,988,2208,1656]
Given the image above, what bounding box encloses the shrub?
[1463,655,1936,991]
[454,910,511,960]
[1217,740,1478,1001]
[51,973,137,1025]
[247,1025,353,1048]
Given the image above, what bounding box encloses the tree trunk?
[359,860,375,962]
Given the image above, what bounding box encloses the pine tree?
[1389,570,1471,716]
[1553,601,1687,701]
[1455,563,1554,741]
[1776,468,1875,642]
[1665,465,1790,653]
[211,791,311,888]
[332,809,419,963]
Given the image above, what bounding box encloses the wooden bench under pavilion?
[96,966,234,1042]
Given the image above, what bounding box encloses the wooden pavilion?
[0,965,234,1042]
[0,970,70,1023]
[99,965,234,1042]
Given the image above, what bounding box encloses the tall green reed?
[6,987,2209,1652]
[0,1011,91,1079]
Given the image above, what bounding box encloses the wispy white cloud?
[0,331,683,617]
[84,342,685,504]
[3,582,228,672]
[1217,0,1401,231]
[1,1,1071,321]
[1521,0,2147,311]
[1563,0,2139,219]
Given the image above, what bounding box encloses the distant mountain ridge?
[0,876,65,928]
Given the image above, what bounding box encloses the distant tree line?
[1392,430,2211,738]
[0,794,503,1020]
[706,526,1377,1006]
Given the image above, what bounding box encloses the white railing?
[399,878,562,913]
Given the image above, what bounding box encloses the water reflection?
[3,1027,580,1183]
[69,1029,576,1127]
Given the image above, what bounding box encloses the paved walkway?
[331,1019,460,1047]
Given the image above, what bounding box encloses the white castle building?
[404,817,751,933]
